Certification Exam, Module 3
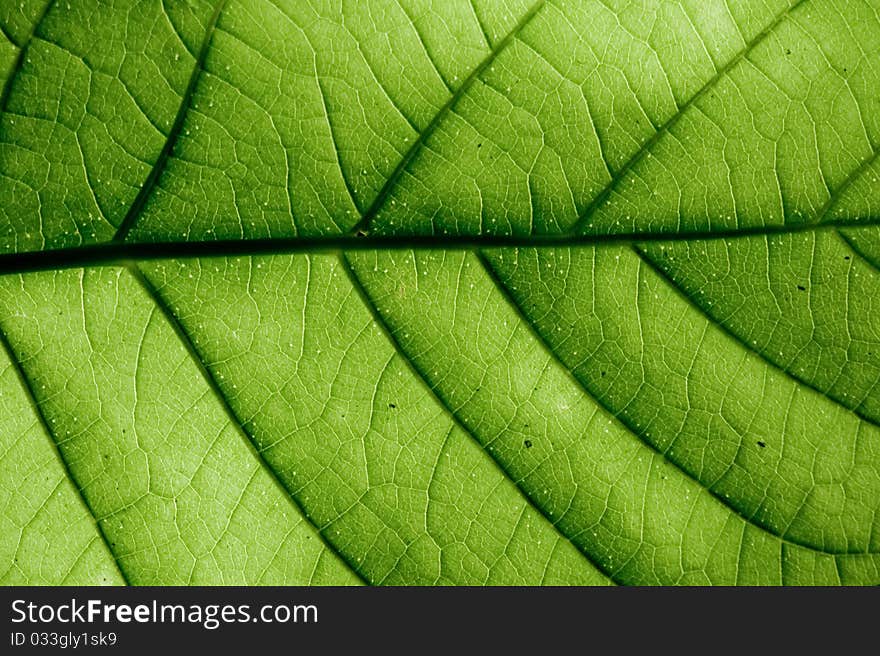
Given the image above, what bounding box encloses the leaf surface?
[1,0,879,585]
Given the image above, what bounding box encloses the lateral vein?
[568,0,811,235]
[113,0,230,242]
[125,263,372,586]
[0,322,131,584]
[339,251,619,584]
[477,249,877,556]
[349,0,549,235]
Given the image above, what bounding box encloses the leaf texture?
[1,0,879,585]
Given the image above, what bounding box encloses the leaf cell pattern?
[1,0,879,585]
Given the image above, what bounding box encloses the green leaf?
[1,0,879,585]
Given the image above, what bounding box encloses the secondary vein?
[125,262,371,586]
[567,0,811,235]
[0,0,57,113]
[348,0,548,235]
[476,249,877,556]
[0,322,131,585]
[339,251,618,585]
[112,0,229,242]
[634,244,880,433]
[838,229,880,276]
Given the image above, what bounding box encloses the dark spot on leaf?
[796,285,806,291]
[785,48,792,55]
[477,142,482,148]
[844,255,851,260]
[757,441,766,448]
[388,403,396,409]
[600,371,606,377]
[524,439,532,448]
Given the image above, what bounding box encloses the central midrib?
[0,217,877,274]
[5,0,858,266]
[4,0,866,279]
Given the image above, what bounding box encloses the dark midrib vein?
[112,0,228,242]
[634,245,880,433]
[348,0,548,235]
[3,217,880,275]
[567,0,810,235]
[0,0,56,114]
[0,324,131,585]
[337,252,619,585]
[125,263,371,586]
[476,250,877,557]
